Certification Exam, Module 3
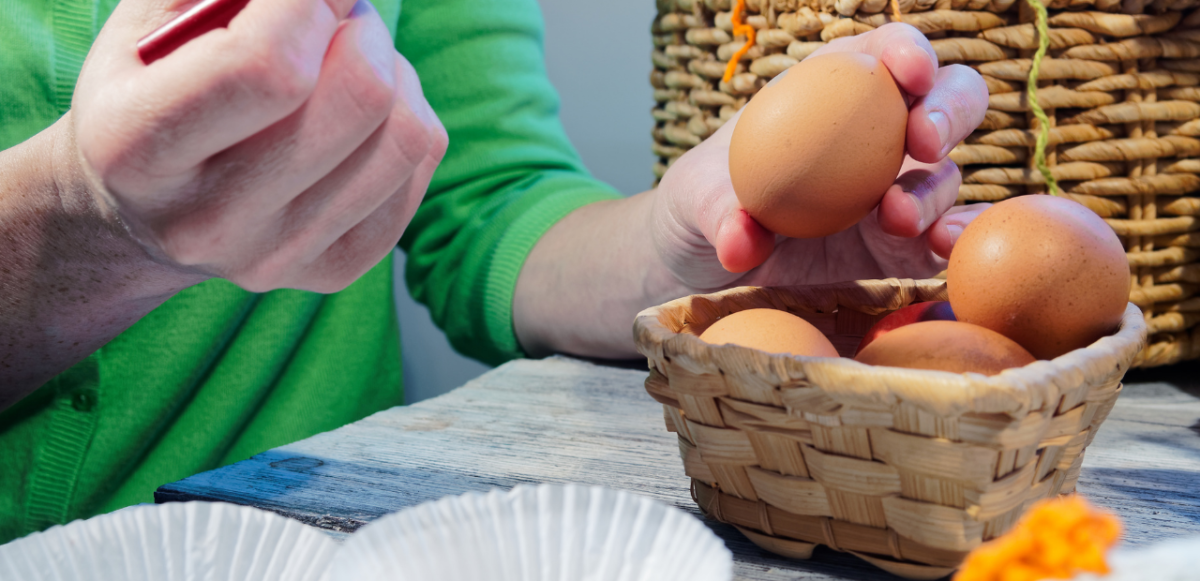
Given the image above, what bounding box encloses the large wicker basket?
[650,0,1200,366]
[633,279,1147,578]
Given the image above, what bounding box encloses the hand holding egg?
[649,23,990,295]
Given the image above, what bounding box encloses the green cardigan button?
[71,391,96,412]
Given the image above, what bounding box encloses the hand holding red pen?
[66,0,446,292]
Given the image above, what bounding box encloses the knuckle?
[305,229,397,294]
[234,256,291,293]
[232,275,275,294]
[386,111,437,167]
[231,276,276,295]
[427,124,449,163]
[301,256,363,294]
[344,66,396,124]
[239,48,320,107]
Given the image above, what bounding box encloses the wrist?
[48,114,207,297]
[0,117,208,399]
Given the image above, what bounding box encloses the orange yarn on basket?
[954,496,1122,581]
[722,0,904,84]
[721,0,756,83]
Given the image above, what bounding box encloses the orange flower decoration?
[955,496,1122,581]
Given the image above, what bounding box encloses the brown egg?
[729,52,908,239]
[855,300,956,354]
[854,321,1035,375]
[699,308,838,357]
[947,195,1129,360]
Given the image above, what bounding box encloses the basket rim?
[633,278,1148,418]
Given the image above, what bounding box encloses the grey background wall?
[395,0,656,404]
[539,0,658,197]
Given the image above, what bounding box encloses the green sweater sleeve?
[394,0,622,366]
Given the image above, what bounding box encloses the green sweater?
[0,0,620,543]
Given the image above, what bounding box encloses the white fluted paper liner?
[1070,535,1200,581]
[0,501,337,581]
[328,484,733,581]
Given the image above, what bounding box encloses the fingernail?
[929,111,951,152]
[906,193,924,230]
[946,224,963,246]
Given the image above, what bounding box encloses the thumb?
[662,105,773,274]
[711,204,774,273]
[692,174,774,273]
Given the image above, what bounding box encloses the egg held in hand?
[947,195,1129,360]
[855,301,956,354]
[854,320,1036,376]
[729,52,908,239]
[699,308,839,357]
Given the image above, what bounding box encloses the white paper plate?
[0,501,337,581]
[1071,535,1200,581]
[328,484,733,581]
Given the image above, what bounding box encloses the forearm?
[0,117,201,407]
[513,191,688,360]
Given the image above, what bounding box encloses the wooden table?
[157,356,1200,580]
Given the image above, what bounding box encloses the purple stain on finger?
[896,168,938,198]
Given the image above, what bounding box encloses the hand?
[67,0,447,293]
[651,23,989,292]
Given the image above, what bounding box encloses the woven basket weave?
[633,279,1147,578]
[650,0,1200,366]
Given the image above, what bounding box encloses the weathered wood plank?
[156,357,1200,580]
[1072,378,1200,546]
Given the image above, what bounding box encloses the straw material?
[651,0,1200,366]
[633,278,1147,578]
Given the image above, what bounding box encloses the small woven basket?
[651,0,1200,366]
[633,279,1147,578]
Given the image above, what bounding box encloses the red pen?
[137,0,252,64]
